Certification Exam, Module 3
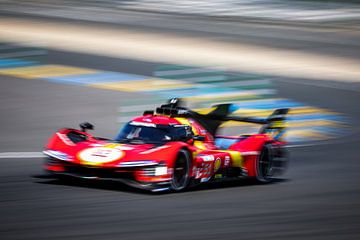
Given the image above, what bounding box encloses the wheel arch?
[170,147,192,191]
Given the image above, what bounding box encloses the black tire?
[256,143,274,183]
[170,149,191,191]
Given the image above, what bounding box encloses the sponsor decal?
[199,154,214,162]
[214,157,222,172]
[195,162,211,179]
[200,129,207,135]
[224,155,231,167]
[78,147,125,165]
[203,163,212,176]
[215,174,223,179]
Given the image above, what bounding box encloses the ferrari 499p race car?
[43,98,289,192]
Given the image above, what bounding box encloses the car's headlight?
[43,150,70,161]
[154,166,168,176]
[139,165,168,177]
[117,160,158,167]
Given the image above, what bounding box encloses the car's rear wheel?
[170,149,191,191]
[256,143,274,183]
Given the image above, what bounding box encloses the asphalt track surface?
[0,49,359,240]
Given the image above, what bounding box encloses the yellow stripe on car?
[211,150,243,168]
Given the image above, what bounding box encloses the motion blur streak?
[0,52,348,144]
[0,17,360,82]
[0,1,360,240]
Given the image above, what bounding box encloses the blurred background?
[0,1,359,240]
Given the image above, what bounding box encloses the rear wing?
[144,98,288,140]
[189,105,288,140]
[258,108,288,141]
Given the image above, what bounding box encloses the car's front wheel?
[170,149,191,191]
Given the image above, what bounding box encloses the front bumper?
[44,158,171,192]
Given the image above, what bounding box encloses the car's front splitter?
[47,170,171,192]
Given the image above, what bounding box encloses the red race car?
[43,98,289,192]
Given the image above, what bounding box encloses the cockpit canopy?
[116,121,193,144]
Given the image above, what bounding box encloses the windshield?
[115,123,172,144]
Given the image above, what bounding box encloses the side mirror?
[193,135,205,141]
[80,122,94,132]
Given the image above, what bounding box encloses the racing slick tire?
[170,149,191,191]
[255,143,274,183]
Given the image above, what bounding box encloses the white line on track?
[0,152,43,158]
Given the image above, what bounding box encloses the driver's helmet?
[173,125,194,142]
